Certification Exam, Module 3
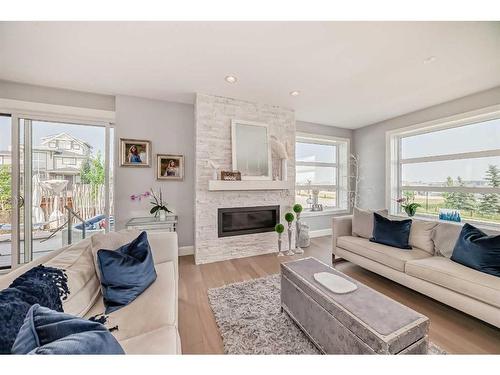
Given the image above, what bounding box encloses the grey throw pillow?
[408,220,438,254]
[352,207,388,239]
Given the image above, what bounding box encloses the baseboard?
[309,228,332,238]
[179,245,194,256]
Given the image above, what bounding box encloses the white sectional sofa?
[0,229,181,354]
[332,215,500,328]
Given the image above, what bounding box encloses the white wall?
[296,120,354,233]
[114,95,195,247]
[0,79,115,111]
[353,86,500,210]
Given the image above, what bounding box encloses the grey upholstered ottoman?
[281,257,429,354]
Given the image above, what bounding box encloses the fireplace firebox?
[218,205,280,238]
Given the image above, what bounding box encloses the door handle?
[18,195,25,208]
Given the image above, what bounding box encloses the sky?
[0,116,106,155]
[401,118,500,184]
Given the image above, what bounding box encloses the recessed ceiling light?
[225,75,237,84]
[290,90,300,96]
[423,56,437,64]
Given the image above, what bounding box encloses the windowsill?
[300,208,349,218]
[391,212,500,231]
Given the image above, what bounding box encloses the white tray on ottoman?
[280,257,430,354]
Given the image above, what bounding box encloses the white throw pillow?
[45,238,100,317]
[352,207,388,239]
[90,229,142,280]
[408,220,438,255]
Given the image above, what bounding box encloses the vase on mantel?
[159,210,166,221]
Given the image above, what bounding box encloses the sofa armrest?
[146,231,179,272]
[332,215,353,254]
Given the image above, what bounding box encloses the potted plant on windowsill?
[150,189,172,220]
[396,195,421,217]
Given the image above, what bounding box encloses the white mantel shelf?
[208,180,291,191]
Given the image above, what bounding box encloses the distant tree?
[0,165,12,211]
[443,176,459,209]
[403,190,415,201]
[479,165,500,215]
[80,151,105,187]
[455,176,477,216]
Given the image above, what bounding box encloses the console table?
[126,216,178,233]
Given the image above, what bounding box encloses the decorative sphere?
[293,204,303,213]
[285,212,295,222]
[275,223,285,233]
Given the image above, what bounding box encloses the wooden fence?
[39,183,108,224]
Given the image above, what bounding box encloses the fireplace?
[218,205,280,238]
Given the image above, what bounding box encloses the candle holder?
[293,204,304,254]
[284,212,295,256]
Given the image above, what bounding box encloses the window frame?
[296,132,350,213]
[386,104,500,227]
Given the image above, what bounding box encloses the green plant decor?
[150,189,173,217]
[275,223,285,233]
[293,204,303,214]
[285,212,295,223]
[396,196,421,217]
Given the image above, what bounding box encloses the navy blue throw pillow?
[451,223,500,277]
[11,304,124,354]
[97,231,157,314]
[370,213,412,249]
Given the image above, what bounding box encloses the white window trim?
[296,132,350,214]
[386,104,500,225]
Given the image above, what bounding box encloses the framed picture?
[120,138,151,167]
[157,154,184,180]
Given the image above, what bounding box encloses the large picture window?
[388,112,500,226]
[295,134,349,212]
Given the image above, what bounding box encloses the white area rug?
[208,274,446,355]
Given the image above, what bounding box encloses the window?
[388,112,500,226]
[295,133,349,212]
[62,157,77,165]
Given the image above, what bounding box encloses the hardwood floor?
[178,236,500,354]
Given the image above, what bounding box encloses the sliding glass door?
[1,115,114,270]
[0,115,13,270]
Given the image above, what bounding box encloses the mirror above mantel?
[231,119,272,180]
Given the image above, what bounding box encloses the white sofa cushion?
[44,238,100,317]
[118,326,180,354]
[352,207,388,239]
[84,260,176,341]
[408,220,437,255]
[90,229,141,279]
[337,236,430,272]
[405,257,500,308]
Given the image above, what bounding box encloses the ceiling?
[1,21,499,129]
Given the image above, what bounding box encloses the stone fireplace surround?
[194,93,296,264]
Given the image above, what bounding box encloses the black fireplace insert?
[218,205,280,238]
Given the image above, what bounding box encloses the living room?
[1,1,499,372]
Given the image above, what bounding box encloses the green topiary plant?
[293,203,303,214]
[275,223,285,256]
[285,212,295,222]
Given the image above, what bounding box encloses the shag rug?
[207,274,446,355]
